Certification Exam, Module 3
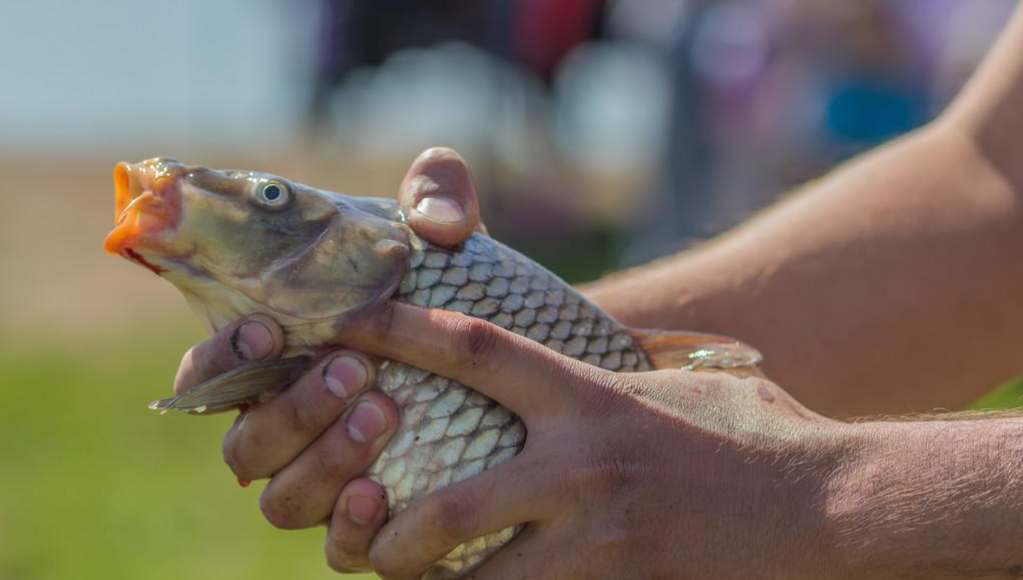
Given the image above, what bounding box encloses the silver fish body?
[373,232,651,579]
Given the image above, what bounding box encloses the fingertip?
[345,392,399,445]
[409,147,470,181]
[173,314,285,397]
[220,408,249,478]
[400,147,481,247]
[173,345,201,396]
[407,209,472,248]
[325,478,389,573]
[342,478,388,526]
[321,350,377,400]
[414,196,465,224]
[232,314,285,361]
[343,477,387,500]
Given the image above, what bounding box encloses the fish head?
[104,157,410,335]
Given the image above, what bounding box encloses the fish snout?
[104,158,185,257]
[113,158,187,217]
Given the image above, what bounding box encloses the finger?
[325,478,389,573]
[400,147,485,247]
[341,302,601,419]
[368,456,557,580]
[259,392,399,530]
[174,315,285,396]
[222,350,376,481]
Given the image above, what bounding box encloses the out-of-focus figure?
[301,0,1015,276]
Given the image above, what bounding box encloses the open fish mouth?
[103,159,183,269]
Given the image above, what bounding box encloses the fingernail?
[346,494,380,525]
[233,321,274,361]
[415,197,464,224]
[346,401,387,444]
[324,355,367,400]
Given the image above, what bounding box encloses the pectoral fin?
[630,329,763,373]
[149,356,310,415]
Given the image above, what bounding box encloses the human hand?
[325,303,851,579]
[171,147,488,572]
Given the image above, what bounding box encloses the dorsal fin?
[629,329,763,374]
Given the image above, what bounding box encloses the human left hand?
[324,302,854,579]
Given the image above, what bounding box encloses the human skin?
[180,300,1023,579]
[584,6,1023,418]
[172,5,1023,579]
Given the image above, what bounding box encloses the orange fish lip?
[103,161,181,269]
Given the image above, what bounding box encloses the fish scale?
[368,233,651,580]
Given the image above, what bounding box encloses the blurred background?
[1,0,1021,579]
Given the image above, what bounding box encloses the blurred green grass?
[0,328,375,580]
[2,319,1020,580]
[970,375,1023,410]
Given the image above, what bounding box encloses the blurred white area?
[0,0,1016,337]
[0,0,1017,290]
[321,43,539,162]
[554,42,672,174]
[0,0,669,230]
[0,0,316,156]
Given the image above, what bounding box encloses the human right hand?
[326,301,847,579]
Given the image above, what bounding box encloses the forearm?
[587,5,1023,416]
[587,123,1023,416]
[828,415,1023,579]
[945,2,1023,190]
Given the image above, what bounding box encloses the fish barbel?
[104,157,762,579]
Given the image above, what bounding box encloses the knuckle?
[581,371,633,418]
[583,386,618,419]
[259,488,302,530]
[192,335,238,379]
[312,432,366,481]
[325,533,370,573]
[367,542,408,580]
[452,317,500,367]
[221,430,244,477]
[428,492,479,545]
[185,342,216,377]
[569,446,640,498]
[581,372,642,421]
[311,444,343,480]
[173,347,199,394]
[178,345,197,371]
[287,401,321,438]
[326,553,366,574]
[222,423,264,481]
[592,518,632,558]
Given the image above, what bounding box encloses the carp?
[104,157,761,579]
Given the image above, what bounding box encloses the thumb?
[399,147,487,247]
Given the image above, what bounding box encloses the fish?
[104,157,762,580]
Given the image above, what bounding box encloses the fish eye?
[256,180,290,208]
